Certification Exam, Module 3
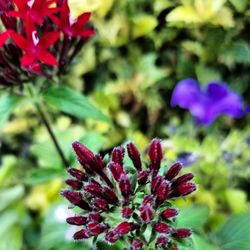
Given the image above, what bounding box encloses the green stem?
[27,84,69,168]
[34,102,69,168]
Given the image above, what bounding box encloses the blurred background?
[0,0,250,249]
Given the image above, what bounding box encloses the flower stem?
[26,84,69,168]
[34,102,69,168]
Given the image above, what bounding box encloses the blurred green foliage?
[1,0,250,249]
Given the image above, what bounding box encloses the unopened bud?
[154,222,171,233]
[73,229,91,240]
[111,146,125,166]
[172,228,192,238]
[127,142,142,171]
[65,179,82,190]
[67,167,87,181]
[61,190,90,210]
[161,208,179,219]
[171,173,194,188]
[165,162,182,180]
[148,138,163,175]
[109,162,124,181]
[66,216,87,225]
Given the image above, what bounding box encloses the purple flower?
[171,79,245,125]
[247,105,250,113]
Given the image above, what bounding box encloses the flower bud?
[87,222,107,236]
[65,179,82,190]
[109,162,124,181]
[114,222,132,236]
[148,138,163,175]
[84,181,102,197]
[170,182,197,198]
[138,170,149,185]
[131,240,143,250]
[156,236,169,248]
[102,186,118,204]
[171,173,194,188]
[88,212,102,222]
[161,208,179,219]
[156,181,170,205]
[172,228,192,238]
[73,229,91,240]
[142,195,154,205]
[119,174,131,198]
[93,198,109,211]
[66,216,87,225]
[139,204,154,223]
[105,231,119,243]
[90,155,114,188]
[127,142,142,171]
[67,167,87,181]
[165,162,182,180]
[151,175,164,194]
[61,190,90,210]
[154,222,171,233]
[111,146,125,166]
[122,207,133,219]
[72,141,94,165]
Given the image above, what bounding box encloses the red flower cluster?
[0,0,94,86]
[62,138,197,250]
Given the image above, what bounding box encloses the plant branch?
[34,102,69,168]
[26,83,69,168]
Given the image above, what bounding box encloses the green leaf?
[167,6,201,25]
[192,234,219,250]
[221,41,250,66]
[214,213,250,250]
[25,168,65,185]
[43,86,111,123]
[225,189,248,213]
[0,185,24,212]
[195,64,221,85]
[176,205,209,231]
[229,0,248,12]
[0,94,22,127]
[132,15,158,38]
[0,224,22,250]
[78,132,106,153]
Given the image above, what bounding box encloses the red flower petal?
[11,33,27,50]
[21,54,36,67]
[40,31,60,49]
[37,51,58,66]
[0,31,10,47]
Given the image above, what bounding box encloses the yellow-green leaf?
[167,6,201,24]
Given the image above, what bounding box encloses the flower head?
[62,138,196,249]
[171,79,245,125]
[0,0,94,87]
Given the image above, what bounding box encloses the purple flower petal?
[171,79,245,125]
[247,105,250,113]
[171,78,200,108]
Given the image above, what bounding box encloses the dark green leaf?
[43,86,111,123]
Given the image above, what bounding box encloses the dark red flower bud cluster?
[62,138,197,249]
[0,0,94,87]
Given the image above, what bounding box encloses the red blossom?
[9,0,58,24]
[50,0,94,38]
[10,16,60,68]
